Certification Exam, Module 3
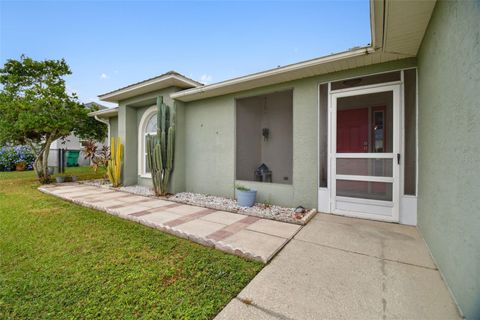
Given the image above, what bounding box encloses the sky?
[0,0,370,108]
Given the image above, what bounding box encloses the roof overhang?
[381,0,436,56]
[99,72,202,103]
[88,107,118,118]
[171,0,436,102]
[171,48,411,102]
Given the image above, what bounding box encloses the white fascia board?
[170,47,375,102]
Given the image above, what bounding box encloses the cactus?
[107,137,122,187]
[146,96,175,196]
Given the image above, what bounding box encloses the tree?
[0,55,107,183]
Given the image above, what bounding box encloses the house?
[50,102,108,168]
[90,0,479,318]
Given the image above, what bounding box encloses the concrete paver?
[113,204,151,216]
[139,211,183,225]
[201,211,247,225]
[139,199,172,208]
[176,219,226,238]
[166,204,208,215]
[221,229,288,262]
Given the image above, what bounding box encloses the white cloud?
[199,74,213,84]
[100,73,109,79]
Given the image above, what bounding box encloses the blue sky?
[0,1,370,107]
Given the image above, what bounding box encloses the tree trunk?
[29,136,55,184]
[39,137,54,184]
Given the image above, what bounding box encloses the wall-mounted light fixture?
[262,128,270,141]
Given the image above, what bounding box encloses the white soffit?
[383,0,436,56]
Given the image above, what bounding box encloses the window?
[236,90,293,184]
[138,106,157,176]
[143,114,157,173]
[403,69,417,195]
[319,83,328,187]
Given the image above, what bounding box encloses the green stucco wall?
[109,116,118,140]
[417,1,480,318]
[183,58,416,209]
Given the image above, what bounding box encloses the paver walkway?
[216,214,461,320]
[39,183,301,263]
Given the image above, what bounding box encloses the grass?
[0,167,262,319]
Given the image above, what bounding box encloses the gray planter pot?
[55,176,65,183]
[236,189,257,207]
[71,176,78,182]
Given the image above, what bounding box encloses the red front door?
[337,108,369,195]
[337,108,369,153]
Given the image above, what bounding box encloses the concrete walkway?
[216,214,461,320]
[39,183,301,262]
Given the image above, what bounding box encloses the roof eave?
[88,108,119,118]
[98,74,202,103]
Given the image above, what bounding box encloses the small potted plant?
[235,184,257,207]
[15,160,26,171]
[55,175,66,183]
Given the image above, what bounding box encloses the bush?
[0,146,35,171]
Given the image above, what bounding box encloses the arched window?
[143,114,157,173]
[138,106,157,176]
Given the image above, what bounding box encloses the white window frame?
[138,105,157,177]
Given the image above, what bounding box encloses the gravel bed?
[168,192,315,225]
[80,181,316,225]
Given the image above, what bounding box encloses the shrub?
[0,145,35,171]
[235,184,251,192]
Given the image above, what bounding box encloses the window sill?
[139,173,152,179]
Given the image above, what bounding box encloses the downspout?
[94,115,110,146]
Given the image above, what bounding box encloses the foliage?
[0,145,35,171]
[73,103,108,142]
[0,55,106,183]
[235,184,251,192]
[0,167,262,319]
[107,137,122,187]
[146,96,175,196]
[82,139,110,173]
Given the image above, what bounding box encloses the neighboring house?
[90,0,479,318]
[49,102,108,167]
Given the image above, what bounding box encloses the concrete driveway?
[216,214,461,320]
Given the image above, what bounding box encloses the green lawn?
[0,167,262,319]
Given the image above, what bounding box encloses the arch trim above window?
[138,105,157,177]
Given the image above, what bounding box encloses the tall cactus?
[107,137,123,187]
[146,96,175,196]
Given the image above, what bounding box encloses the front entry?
[330,85,400,222]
